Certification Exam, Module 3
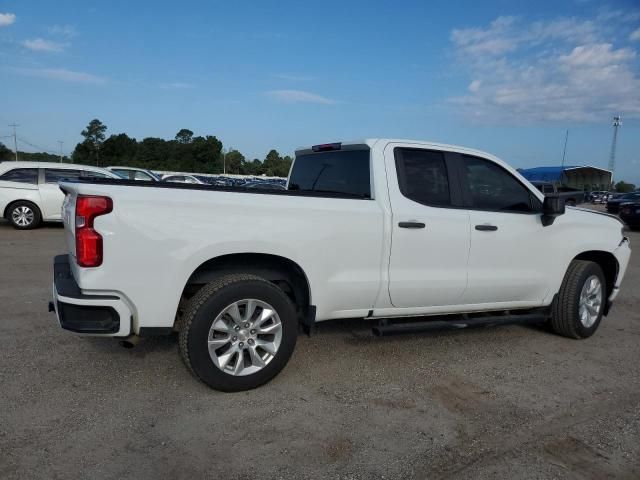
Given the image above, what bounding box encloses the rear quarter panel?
[63,183,386,330]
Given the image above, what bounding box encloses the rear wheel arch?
[179,253,312,318]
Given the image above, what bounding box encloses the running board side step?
[372,312,548,336]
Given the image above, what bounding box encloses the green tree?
[101,133,138,167]
[80,119,108,165]
[615,181,636,193]
[0,142,13,161]
[175,129,194,144]
[72,140,95,165]
[223,149,244,174]
[134,137,170,170]
[240,158,264,175]
[190,135,223,173]
[262,150,292,177]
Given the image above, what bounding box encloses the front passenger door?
[458,155,550,306]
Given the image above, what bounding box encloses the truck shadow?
[83,316,553,357]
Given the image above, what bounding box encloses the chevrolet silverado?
[51,139,631,391]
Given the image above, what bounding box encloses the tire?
[178,274,298,392]
[551,260,606,339]
[7,201,42,230]
[565,199,576,207]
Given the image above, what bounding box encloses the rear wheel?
[178,274,298,391]
[551,260,605,339]
[7,201,42,230]
[565,199,576,207]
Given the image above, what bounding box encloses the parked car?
[162,174,206,185]
[619,201,640,229]
[530,181,584,206]
[606,192,640,214]
[51,139,631,391]
[590,191,612,204]
[0,161,118,229]
[106,166,161,182]
[244,181,286,190]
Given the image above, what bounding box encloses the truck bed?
[59,177,371,200]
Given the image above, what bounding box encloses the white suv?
[0,161,118,229]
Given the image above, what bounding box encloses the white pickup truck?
[51,139,631,391]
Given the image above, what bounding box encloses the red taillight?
[75,195,112,267]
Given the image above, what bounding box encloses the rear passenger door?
[385,144,470,308]
[40,168,82,219]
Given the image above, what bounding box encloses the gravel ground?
[1,212,638,480]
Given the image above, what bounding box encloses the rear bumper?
[51,254,132,336]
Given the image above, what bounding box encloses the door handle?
[398,221,426,229]
[475,224,498,231]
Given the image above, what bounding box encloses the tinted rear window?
[288,149,370,198]
[0,168,38,184]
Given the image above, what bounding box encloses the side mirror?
[541,195,565,226]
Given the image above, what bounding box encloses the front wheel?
[551,260,606,339]
[178,274,298,391]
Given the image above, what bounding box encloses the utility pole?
[561,129,569,168]
[608,116,621,181]
[57,141,64,163]
[8,123,19,161]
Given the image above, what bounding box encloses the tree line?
[71,119,292,176]
[0,119,293,177]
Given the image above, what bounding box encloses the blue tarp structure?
[519,165,612,190]
[519,166,579,183]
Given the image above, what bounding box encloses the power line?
[17,137,70,157]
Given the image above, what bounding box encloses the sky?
[1,0,639,183]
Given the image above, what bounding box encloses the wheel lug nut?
[244,323,250,328]
[250,329,256,335]
[248,339,254,345]
[234,326,240,331]
[232,336,237,341]
[239,342,244,347]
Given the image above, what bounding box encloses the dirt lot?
[1,215,639,480]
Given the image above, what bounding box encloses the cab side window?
[394,148,451,207]
[462,155,537,213]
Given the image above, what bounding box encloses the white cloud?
[23,38,67,52]
[468,79,482,92]
[0,12,16,26]
[630,28,640,41]
[159,82,195,89]
[11,67,106,84]
[48,24,77,38]
[449,15,640,123]
[267,89,335,104]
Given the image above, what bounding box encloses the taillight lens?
[75,195,113,267]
